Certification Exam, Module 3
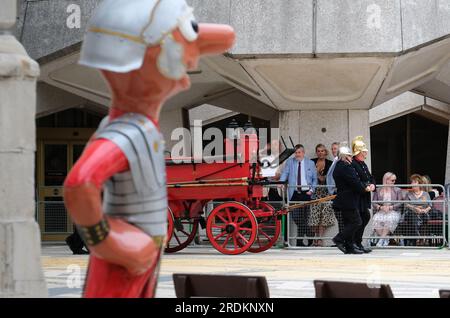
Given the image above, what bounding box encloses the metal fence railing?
[36,183,449,250]
[285,184,447,249]
[286,184,338,248]
[370,184,446,248]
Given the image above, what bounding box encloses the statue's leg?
[83,253,161,298]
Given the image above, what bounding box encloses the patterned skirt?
[372,210,401,233]
[308,187,337,227]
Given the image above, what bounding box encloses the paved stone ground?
[41,244,450,298]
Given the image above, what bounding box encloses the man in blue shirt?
[280,144,317,246]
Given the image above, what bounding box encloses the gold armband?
[77,218,110,246]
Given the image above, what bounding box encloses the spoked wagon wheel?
[165,208,199,253]
[206,202,257,255]
[166,208,174,245]
[247,202,281,253]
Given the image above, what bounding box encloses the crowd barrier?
[285,184,447,249]
[38,182,447,250]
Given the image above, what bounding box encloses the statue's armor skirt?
[94,113,167,237]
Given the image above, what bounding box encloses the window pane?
[44,144,67,186]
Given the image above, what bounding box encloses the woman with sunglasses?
[372,172,403,247]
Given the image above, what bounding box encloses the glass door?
[37,141,86,240]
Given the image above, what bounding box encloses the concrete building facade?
[4,0,450,239]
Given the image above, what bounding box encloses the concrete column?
[0,1,47,297]
[279,109,371,163]
[160,108,189,153]
[298,110,349,158]
[280,109,371,160]
[279,111,301,147]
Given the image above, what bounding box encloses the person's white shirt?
[297,158,309,190]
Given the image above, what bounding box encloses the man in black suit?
[351,136,376,253]
[332,145,371,254]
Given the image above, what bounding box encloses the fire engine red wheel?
[166,208,174,246]
[247,202,281,253]
[206,202,257,255]
[165,209,199,253]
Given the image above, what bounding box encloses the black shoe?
[73,249,90,255]
[355,244,372,253]
[332,238,347,254]
[347,247,364,254]
[65,235,86,254]
[65,236,75,253]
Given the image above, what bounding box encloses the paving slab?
[41,244,450,298]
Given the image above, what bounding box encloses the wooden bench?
[439,290,450,298]
[314,280,394,298]
[173,273,270,298]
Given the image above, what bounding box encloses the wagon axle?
[225,223,237,234]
